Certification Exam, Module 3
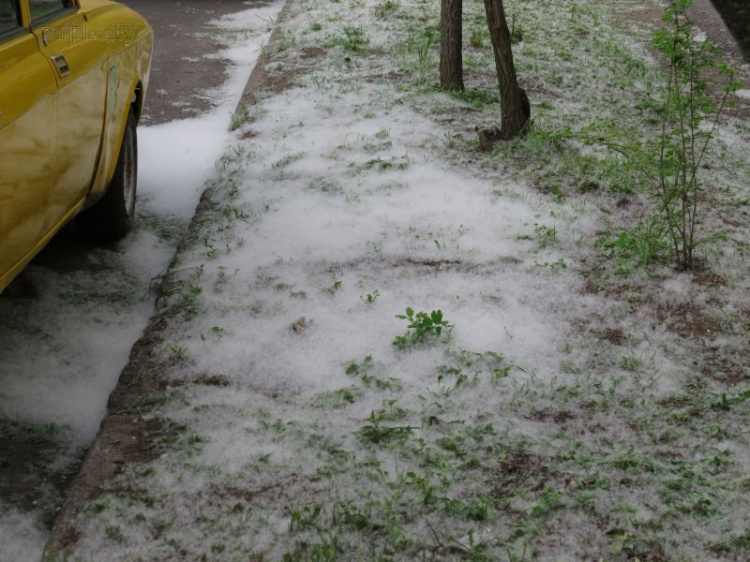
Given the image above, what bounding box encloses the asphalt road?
[690,0,750,68]
[709,0,750,61]
[123,0,273,125]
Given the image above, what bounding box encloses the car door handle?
[51,55,71,78]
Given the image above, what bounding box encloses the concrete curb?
[234,0,294,119]
[42,2,291,558]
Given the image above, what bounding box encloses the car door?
[29,0,108,233]
[0,0,59,286]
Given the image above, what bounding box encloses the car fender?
[84,4,152,204]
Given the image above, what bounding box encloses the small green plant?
[469,29,486,48]
[534,224,557,248]
[649,0,739,269]
[105,525,125,542]
[415,32,436,73]
[323,280,342,295]
[397,27,438,78]
[339,25,369,52]
[597,227,666,273]
[335,500,375,531]
[314,386,363,409]
[447,88,499,109]
[510,14,524,45]
[437,350,512,387]
[619,353,642,372]
[346,354,374,376]
[282,533,343,561]
[273,151,306,169]
[357,410,414,444]
[361,289,380,304]
[437,365,470,391]
[360,156,409,172]
[179,283,203,317]
[288,504,323,531]
[374,0,398,17]
[345,355,403,390]
[531,487,565,517]
[535,258,567,270]
[229,111,245,131]
[119,390,184,414]
[392,307,453,348]
[404,471,444,507]
[88,501,107,515]
[169,345,188,360]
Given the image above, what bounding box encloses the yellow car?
[0,0,152,293]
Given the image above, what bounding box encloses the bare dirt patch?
[491,449,555,497]
[595,327,626,345]
[299,46,326,60]
[658,301,722,339]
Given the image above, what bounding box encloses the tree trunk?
[482,0,530,142]
[440,0,464,91]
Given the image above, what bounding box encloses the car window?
[29,0,75,22]
[0,0,20,36]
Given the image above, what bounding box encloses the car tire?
[77,109,138,242]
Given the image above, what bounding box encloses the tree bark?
[482,0,530,141]
[440,0,464,91]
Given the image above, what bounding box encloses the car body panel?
[0,29,59,289]
[85,1,152,200]
[33,8,108,232]
[0,0,152,293]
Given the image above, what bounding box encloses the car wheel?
[77,109,138,242]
